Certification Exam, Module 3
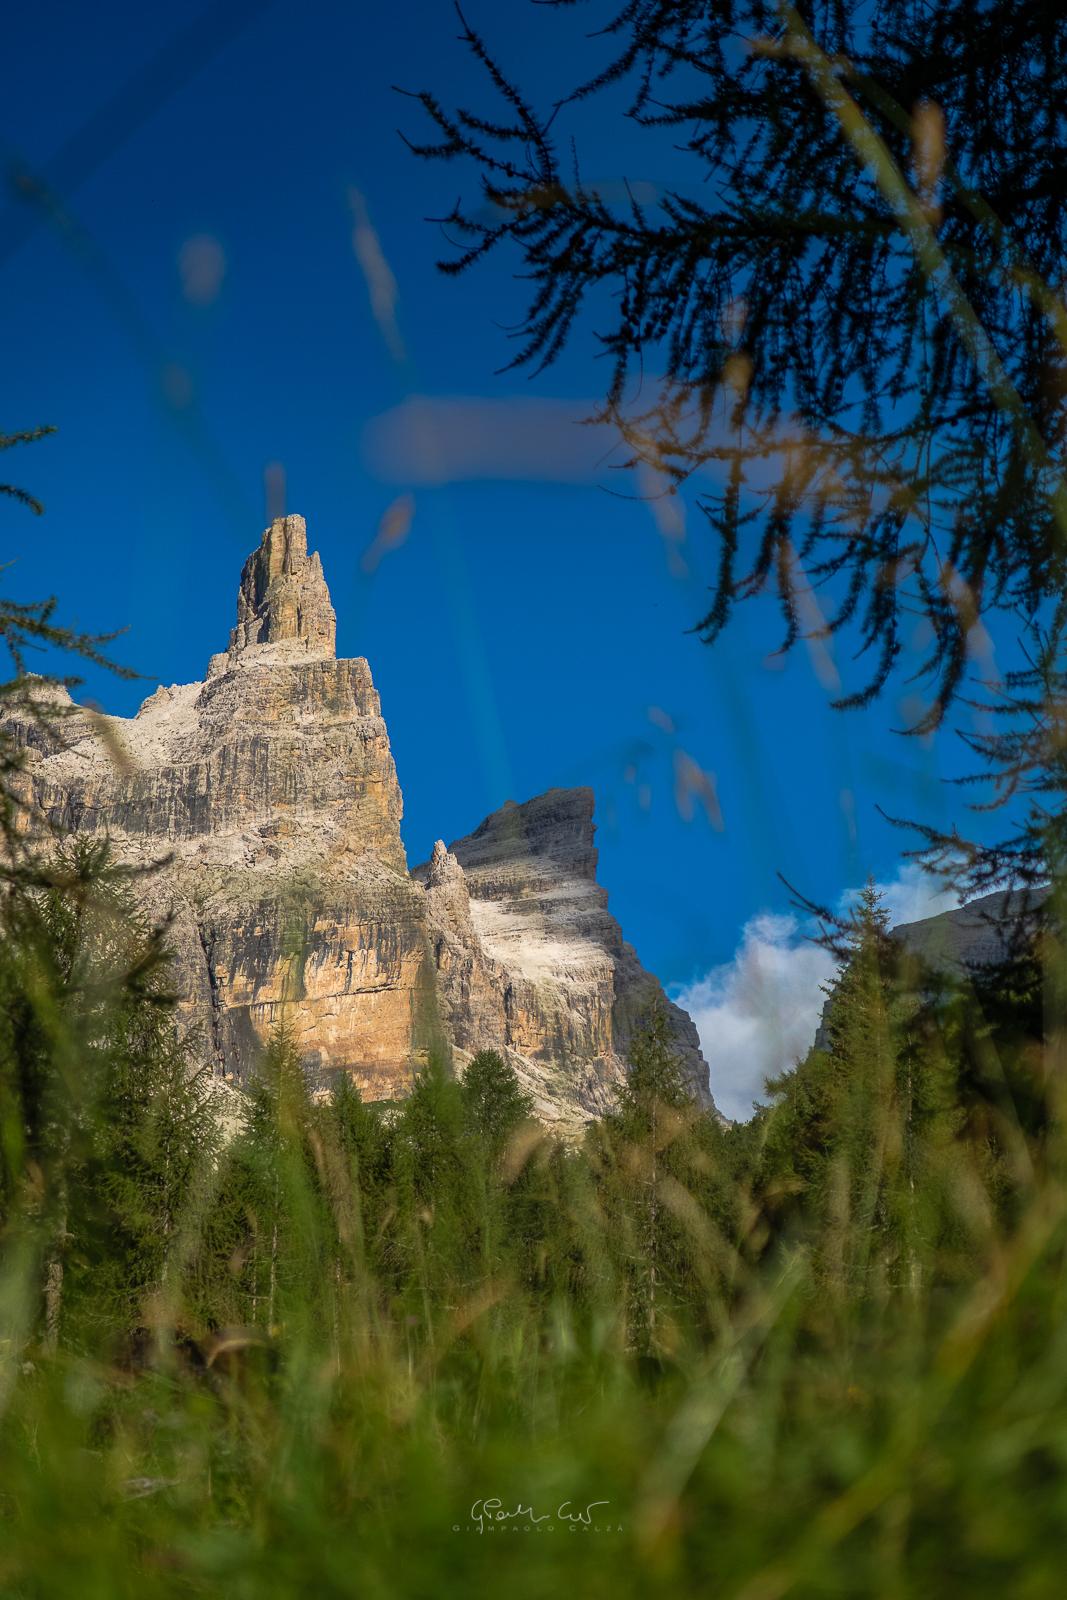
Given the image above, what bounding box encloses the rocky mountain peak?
[4,512,718,1130]
[428,838,464,887]
[414,787,714,1115]
[226,514,337,663]
[462,788,600,881]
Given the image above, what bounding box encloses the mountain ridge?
[6,514,717,1131]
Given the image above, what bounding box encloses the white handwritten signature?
[469,1497,611,1534]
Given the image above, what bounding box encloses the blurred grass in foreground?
[0,840,1064,1599]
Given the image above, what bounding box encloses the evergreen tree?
[0,838,217,1346]
[757,885,894,1264]
[460,1049,534,1156]
[595,1005,704,1354]
[757,882,965,1297]
[615,1006,694,1132]
[394,1050,480,1303]
[326,1073,393,1279]
[408,3,1067,890]
[409,1,1067,714]
[0,424,55,516]
[0,554,136,866]
[502,1133,584,1299]
[225,1024,335,1334]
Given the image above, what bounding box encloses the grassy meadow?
[0,838,1064,1598]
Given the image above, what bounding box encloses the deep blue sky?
[1,0,1011,1009]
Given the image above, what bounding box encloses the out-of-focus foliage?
[407,0,1067,710]
[1,851,1065,1595]
[0,425,55,516]
[0,431,136,865]
[406,1,1067,895]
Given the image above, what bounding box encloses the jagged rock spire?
[228,515,336,659]
[428,838,465,887]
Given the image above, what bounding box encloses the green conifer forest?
[0,776,1062,1595]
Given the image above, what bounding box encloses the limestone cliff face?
[6,515,716,1128]
[10,516,425,1102]
[415,790,712,1120]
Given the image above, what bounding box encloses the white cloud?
[674,914,837,1123]
[673,866,959,1123]
[864,861,957,929]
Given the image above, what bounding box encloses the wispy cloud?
[361,387,859,501]
[361,394,622,486]
[361,494,415,574]
[348,187,405,363]
[872,863,958,929]
[178,234,226,306]
[673,864,958,1122]
[637,462,688,578]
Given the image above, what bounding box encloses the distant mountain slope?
[413,789,715,1121]
[894,886,1048,972]
[812,884,1048,1054]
